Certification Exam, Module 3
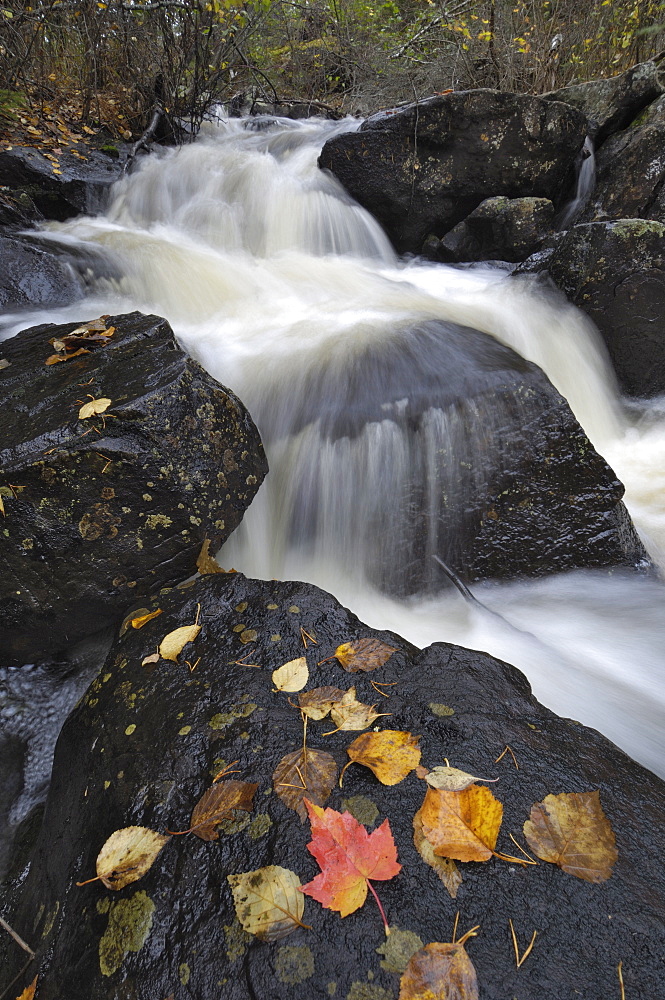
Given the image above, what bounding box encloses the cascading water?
[2,115,664,778]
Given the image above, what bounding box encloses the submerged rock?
[0,312,267,664]
[538,220,665,398]
[318,90,586,254]
[1,574,663,999]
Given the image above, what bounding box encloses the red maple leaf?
[300,798,401,932]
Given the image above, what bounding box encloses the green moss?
[179,962,191,985]
[248,813,272,839]
[99,891,155,976]
[346,984,394,1000]
[100,144,120,157]
[274,945,315,985]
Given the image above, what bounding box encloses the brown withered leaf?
[78,826,170,891]
[78,397,111,420]
[424,765,498,792]
[45,347,89,365]
[15,977,38,1000]
[334,637,398,673]
[272,657,309,693]
[298,686,346,721]
[159,624,201,662]
[418,784,503,862]
[343,730,421,786]
[327,688,390,733]
[273,747,338,821]
[413,811,462,899]
[196,537,225,575]
[178,780,258,841]
[523,790,617,883]
[399,942,478,1000]
[228,865,309,942]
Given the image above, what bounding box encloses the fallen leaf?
[0,358,10,369]
[298,686,346,720]
[418,784,503,862]
[413,812,462,899]
[424,765,498,792]
[333,637,397,673]
[196,538,225,574]
[228,865,309,942]
[301,800,401,931]
[399,942,479,1000]
[172,780,257,841]
[342,730,421,786]
[273,747,338,820]
[77,826,170,890]
[327,687,390,733]
[159,624,201,662]
[523,790,617,883]
[78,397,111,420]
[131,608,162,629]
[45,347,89,364]
[14,977,38,1000]
[0,496,4,517]
[272,657,309,693]
[142,652,160,667]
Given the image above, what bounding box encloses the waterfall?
[2,114,664,776]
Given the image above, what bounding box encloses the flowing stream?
[2,115,665,780]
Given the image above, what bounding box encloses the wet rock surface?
[544,57,664,144]
[431,196,555,264]
[0,311,267,664]
[1,573,663,1000]
[0,233,87,311]
[537,220,665,398]
[318,90,586,254]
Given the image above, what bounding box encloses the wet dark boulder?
[543,57,664,145]
[1,573,663,999]
[0,312,267,664]
[0,234,85,311]
[537,220,665,398]
[318,91,587,254]
[429,196,555,263]
[0,188,42,229]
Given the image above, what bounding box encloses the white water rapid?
[3,115,664,777]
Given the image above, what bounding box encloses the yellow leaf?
[297,686,346,720]
[228,865,308,941]
[413,812,462,899]
[131,608,162,629]
[15,977,37,1000]
[417,784,503,862]
[0,495,4,517]
[423,765,497,792]
[78,397,111,420]
[399,942,478,1000]
[272,657,309,692]
[196,537,225,574]
[159,624,201,662]
[327,688,390,733]
[78,826,170,891]
[523,790,617,882]
[333,637,397,673]
[343,730,421,785]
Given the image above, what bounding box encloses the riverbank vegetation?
[0,0,664,141]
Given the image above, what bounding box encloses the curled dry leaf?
[418,784,503,863]
[78,826,170,891]
[228,865,309,942]
[424,765,498,792]
[142,652,160,667]
[413,812,462,899]
[78,397,112,420]
[120,607,162,635]
[174,780,257,841]
[196,538,225,575]
[273,747,338,821]
[272,657,309,693]
[523,790,617,883]
[343,730,421,786]
[334,637,398,673]
[298,686,346,721]
[45,347,90,365]
[399,942,479,1000]
[327,688,390,733]
[15,977,38,1000]
[159,624,201,662]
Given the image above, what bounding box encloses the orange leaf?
[523,790,617,882]
[333,638,397,673]
[174,780,257,841]
[15,977,38,1000]
[417,784,503,862]
[413,811,462,899]
[343,730,421,786]
[300,800,400,931]
[399,942,478,1000]
[273,747,338,821]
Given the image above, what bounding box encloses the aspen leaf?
[142,652,160,667]
[298,686,346,720]
[196,538,225,574]
[343,729,421,786]
[418,784,503,862]
[399,942,479,1000]
[326,687,390,733]
[131,608,162,629]
[159,624,201,662]
[272,657,309,692]
[523,790,617,882]
[78,826,170,890]
[273,747,338,820]
[78,397,111,419]
[413,811,462,899]
[172,780,257,841]
[15,977,38,1000]
[228,865,308,942]
[334,637,397,673]
[424,765,498,792]
[301,800,400,931]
